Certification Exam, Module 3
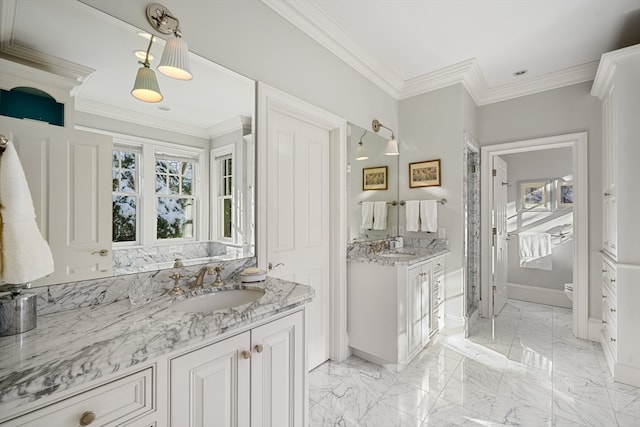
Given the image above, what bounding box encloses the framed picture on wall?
[558,181,574,208]
[409,159,441,188]
[519,180,550,211]
[362,166,388,190]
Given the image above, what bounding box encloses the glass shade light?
[131,66,163,103]
[356,142,368,160]
[385,138,399,156]
[158,36,192,80]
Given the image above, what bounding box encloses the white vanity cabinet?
[348,255,446,369]
[2,367,156,427]
[170,310,305,427]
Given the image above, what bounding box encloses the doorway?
[256,83,349,370]
[479,132,589,339]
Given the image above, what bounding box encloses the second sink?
[171,289,265,313]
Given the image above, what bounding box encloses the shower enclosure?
[463,134,480,336]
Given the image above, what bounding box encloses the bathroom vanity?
[0,277,313,427]
[347,246,447,370]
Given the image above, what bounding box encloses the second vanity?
[348,243,447,371]
[0,276,313,427]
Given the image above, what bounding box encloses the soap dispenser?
[0,283,37,336]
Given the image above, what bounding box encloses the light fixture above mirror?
[372,119,399,156]
[356,130,368,160]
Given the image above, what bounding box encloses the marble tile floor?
[309,299,640,427]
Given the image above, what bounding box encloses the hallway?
[309,300,640,426]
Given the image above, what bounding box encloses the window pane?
[112,151,120,168]
[168,160,180,174]
[112,168,119,192]
[223,198,232,238]
[122,152,136,169]
[112,196,136,242]
[155,173,167,193]
[182,177,192,195]
[121,170,136,192]
[156,159,167,173]
[184,162,192,178]
[157,197,194,239]
[169,175,180,194]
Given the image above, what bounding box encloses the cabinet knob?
[254,344,263,353]
[602,269,607,273]
[602,320,607,324]
[241,350,251,359]
[610,278,616,283]
[604,192,611,196]
[610,308,616,313]
[79,411,96,426]
[602,295,607,299]
[611,337,617,342]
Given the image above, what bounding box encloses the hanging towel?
[420,200,438,232]
[0,140,54,284]
[518,232,552,270]
[373,201,388,230]
[361,201,374,230]
[405,200,420,232]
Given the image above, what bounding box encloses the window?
[216,153,233,240]
[112,146,139,243]
[155,154,197,240]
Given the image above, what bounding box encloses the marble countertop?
[0,276,314,410]
[347,247,449,267]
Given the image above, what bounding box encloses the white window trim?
[112,143,142,247]
[211,145,236,244]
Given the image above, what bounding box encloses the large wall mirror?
[0,0,255,284]
[347,122,399,242]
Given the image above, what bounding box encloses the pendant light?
[372,119,399,156]
[131,35,163,103]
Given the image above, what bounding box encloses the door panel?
[492,156,508,315]
[266,110,330,370]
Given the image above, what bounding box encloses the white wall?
[79,0,398,132]
[501,149,573,293]
[477,81,603,319]
[398,84,465,322]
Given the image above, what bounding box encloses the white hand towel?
[420,200,438,232]
[361,201,374,230]
[405,200,420,232]
[0,140,54,284]
[518,232,552,270]
[373,201,388,230]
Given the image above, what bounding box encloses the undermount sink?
[171,289,265,313]
[378,251,417,259]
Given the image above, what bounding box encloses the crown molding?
[209,115,252,139]
[260,0,403,98]
[75,98,210,139]
[0,0,93,82]
[591,44,640,99]
[480,61,599,105]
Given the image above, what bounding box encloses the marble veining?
[0,275,313,411]
[309,300,640,426]
[347,239,448,267]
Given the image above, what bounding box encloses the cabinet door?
[420,264,432,347]
[170,332,250,427]
[251,311,305,427]
[0,116,113,285]
[406,265,423,358]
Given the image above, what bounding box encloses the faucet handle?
[168,273,184,296]
[213,266,223,286]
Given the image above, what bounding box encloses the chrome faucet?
[192,266,215,289]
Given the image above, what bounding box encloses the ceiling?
[0,0,255,138]
[263,0,640,103]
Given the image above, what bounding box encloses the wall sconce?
[356,130,368,160]
[132,3,191,103]
[131,35,163,103]
[146,3,192,80]
[372,119,399,156]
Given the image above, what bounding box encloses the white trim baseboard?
[507,283,571,309]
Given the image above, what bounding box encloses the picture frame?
[558,181,574,208]
[519,180,550,211]
[362,166,388,191]
[409,159,441,188]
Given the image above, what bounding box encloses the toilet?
[564,283,574,302]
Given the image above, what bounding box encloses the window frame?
[211,145,236,243]
[111,143,142,247]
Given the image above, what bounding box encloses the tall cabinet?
[591,43,640,387]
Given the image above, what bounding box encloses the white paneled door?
[265,109,331,370]
[492,156,508,316]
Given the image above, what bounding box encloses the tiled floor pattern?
[309,300,640,426]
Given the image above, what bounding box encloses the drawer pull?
[241,351,251,359]
[602,268,607,273]
[254,344,263,353]
[79,411,96,426]
[611,337,617,342]
[602,295,607,299]
[604,192,611,196]
[610,308,616,313]
[602,320,607,324]
[610,278,616,283]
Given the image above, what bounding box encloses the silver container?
[0,292,37,336]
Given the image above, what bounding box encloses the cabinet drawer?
[601,318,617,359]
[7,368,154,427]
[432,257,444,274]
[602,282,617,322]
[601,258,617,294]
[432,273,444,307]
